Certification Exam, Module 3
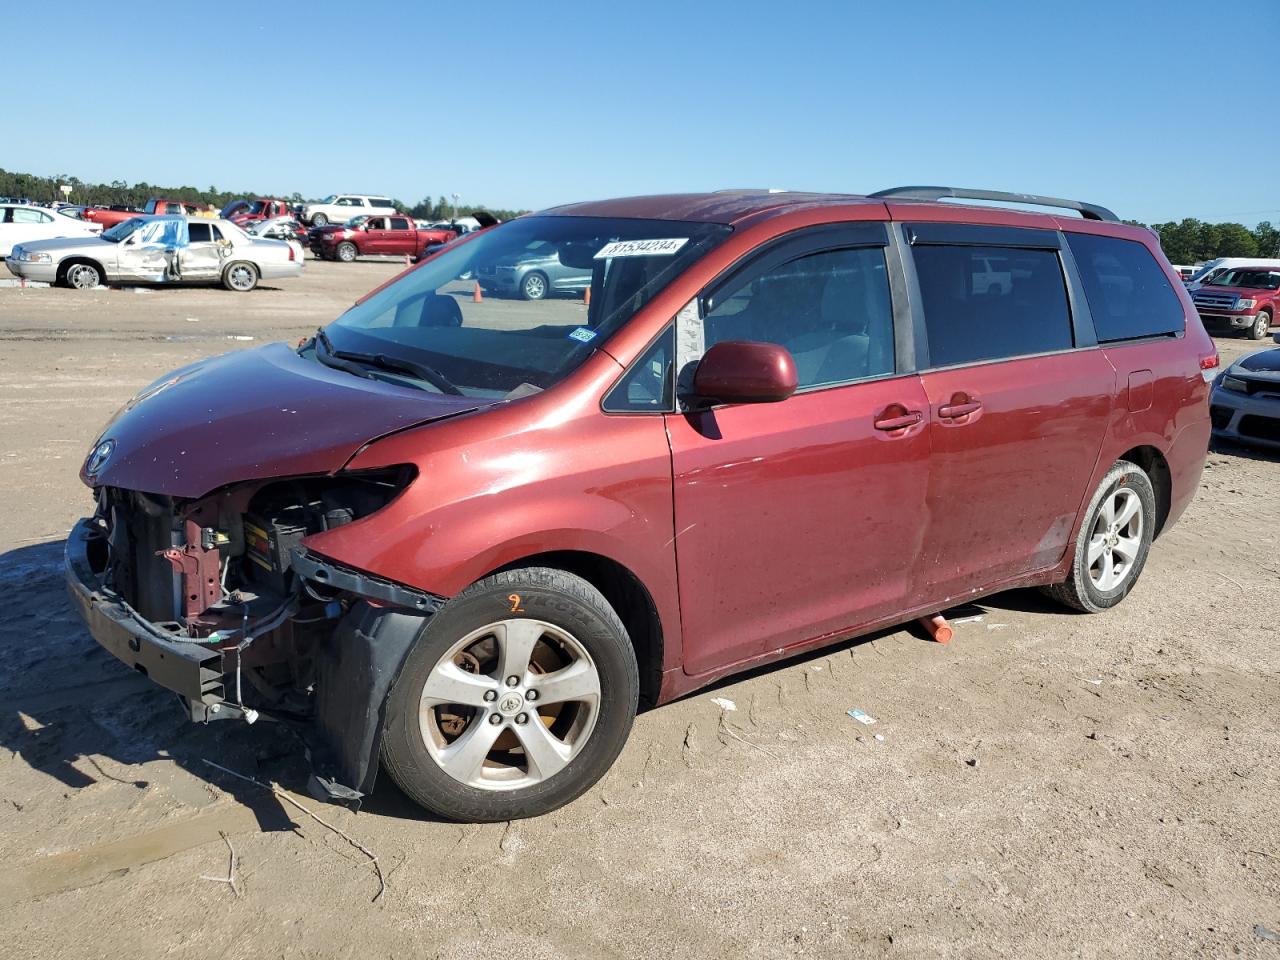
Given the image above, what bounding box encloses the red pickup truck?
[221,198,293,225]
[84,198,207,228]
[1190,265,1280,340]
[309,215,457,262]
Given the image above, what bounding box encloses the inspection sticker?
[568,327,598,343]
[594,238,689,259]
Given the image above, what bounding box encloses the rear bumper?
[64,518,226,703]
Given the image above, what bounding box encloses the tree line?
[0,168,525,223]
[2,167,1275,260]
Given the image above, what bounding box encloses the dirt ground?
[1,261,1278,960]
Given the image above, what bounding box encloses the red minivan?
[66,187,1215,821]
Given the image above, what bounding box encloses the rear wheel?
[380,567,638,821]
[63,261,102,290]
[336,241,357,263]
[1044,460,1155,613]
[311,212,329,227]
[1249,309,1272,340]
[222,261,259,292]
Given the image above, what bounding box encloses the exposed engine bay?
[78,466,428,793]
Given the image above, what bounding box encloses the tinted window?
[1066,233,1183,342]
[210,224,225,242]
[389,217,411,231]
[914,245,1072,366]
[604,326,673,412]
[703,246,895,389]
[369,198,393,208]
[187,222,213,242]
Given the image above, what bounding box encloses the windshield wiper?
[313,327,462,395]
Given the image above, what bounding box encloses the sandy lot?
[1,262,1278,959]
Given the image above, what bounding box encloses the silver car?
[475,240,590,300]
[1210,334,1280,451]
[4,215,303,291]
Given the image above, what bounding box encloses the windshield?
[1208,269,1280,290]
[101,217,148,242]
[220,200,249,218]
[319,195,337,204]
[319,215,730,398]
[344,215,370,228]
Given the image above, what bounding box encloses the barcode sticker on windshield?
[568,327,597,343]
[595,238,689,259]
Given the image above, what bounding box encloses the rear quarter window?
[1065,233,1183,342]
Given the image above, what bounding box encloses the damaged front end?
[65,466,439,802]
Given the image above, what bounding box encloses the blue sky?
[8,0,1277,226]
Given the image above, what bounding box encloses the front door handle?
[873,410,923,431]
[938,400,982,419]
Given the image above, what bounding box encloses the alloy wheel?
[1086,487,1144,591]
[418,618,601,791]
[67,264,99,289]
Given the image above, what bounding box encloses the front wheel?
[1043,460,1156,613]
[1249,309,1272,340]
[63,261,102,290]
[336,241,357,263]
[311,212,329,227]
[380,567,639,822]
[520,270,548,301]
[222,261,259,292]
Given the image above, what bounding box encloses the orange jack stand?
[583,287,591,306]
[919,613,954,644]
[473,281,483,303]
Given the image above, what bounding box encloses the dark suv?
[66,186,1215,821]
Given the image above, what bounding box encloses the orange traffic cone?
[918,613,953,644]
[473,281,483,303]
[583,287,591,306]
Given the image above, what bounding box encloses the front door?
[362,217,391,254]
[905,226,1113,600]
[666,230,932,676]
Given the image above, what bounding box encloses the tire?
[1043,460,1156,613]
[222,261,259,292]
[311,212,329,227]
[520,270,549,301]
[62,260,102,290]
[1248,309,1272,341]
[336,241,357,263]
[380,567,639,822]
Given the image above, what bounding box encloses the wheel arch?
[488,550,664,710]
[57,256,107,286]
[1117,444,1172,538]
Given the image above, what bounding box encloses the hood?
[84,342,485,498]
[1239,348,1280,374]
[1193,285,1270,298]
[17,235,111,255]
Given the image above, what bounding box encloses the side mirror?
[692,340,798,405]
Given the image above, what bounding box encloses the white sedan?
[5,215,303,291]
[0,202,101,257]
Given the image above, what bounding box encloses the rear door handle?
[938,400,982,419]
[873,411,923,431]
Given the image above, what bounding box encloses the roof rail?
[868,186,1118,222]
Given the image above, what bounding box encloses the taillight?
[1200,352,1220,382]
[287,244,296,261]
